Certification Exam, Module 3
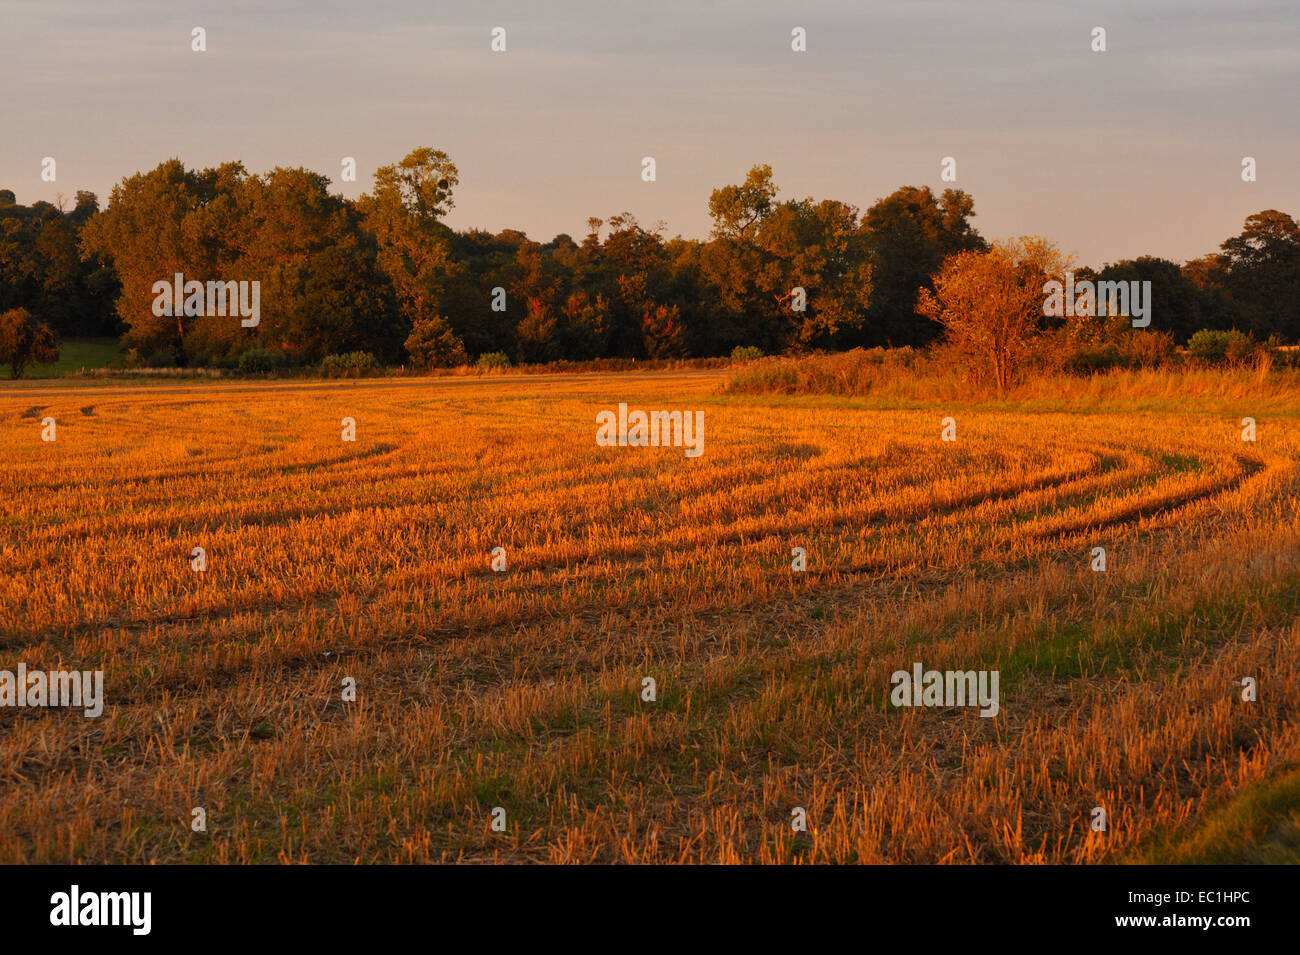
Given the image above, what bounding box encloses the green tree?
[1218,210,1300,340]
[0,191,116,337]
[236,167,401,363]
[82,161,397,366]
[358,147,460,333]
[79,159,246,364]
[559,291,611,359]
[753,197,872,347]
[0,307,59,378]
[1092,257,1201,344]
[642,303,689,358]
[861,186,985,346]
[708,164,777,240]
[405,314,468,369]
[701,169,873,353]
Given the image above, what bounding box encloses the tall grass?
[725,348,1300,412]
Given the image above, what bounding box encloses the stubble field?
[2,369,1298,863]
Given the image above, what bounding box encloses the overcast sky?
[2,0,1296,266]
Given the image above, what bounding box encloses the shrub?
[1126,329,1177,369]
[723,347,925,396]
[1063,343,1129,374]
[730,345,764,362]
[476,351,511,370]
[1266,344,1300,370]
[0,307,59,379]
[1225,331,1258,365]
[320,351,380,378]
[1188,329,1253,366]
[405,315,469,370]
[236,347,278,374]
[1057,330,1177,375]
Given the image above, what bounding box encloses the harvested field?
[2,370,1297,863]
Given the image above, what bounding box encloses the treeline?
[0,189,118,336]
[1,149,1298,373]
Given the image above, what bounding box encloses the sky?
[2,0,1296,267]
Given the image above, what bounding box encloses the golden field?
[1,368,1298,863]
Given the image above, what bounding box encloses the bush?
[1188,329,1253,366]
[1266,343,1300,369]
[1063,343,1128,374]
[1125,329,1178,369]
[1057,330,1177,375]
[730,345,764,362]
[475,351,511,370]
[1225,331,1258,365]
[405,315,468,370]
[236,347,278,374]
[0,307,58,378]
[320,351,380,378]
[723,347,924,396]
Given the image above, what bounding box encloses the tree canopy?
[0,152,1292,371]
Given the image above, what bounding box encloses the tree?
[405,314,468,369]
[358,147,460,334]
[861,186,985,346]
[516,297,559,363]
[918,237,1066,393]
[81,161,396,366]
[79,159,245,364]
[575,212,672,357]
[708,164,777,240]
[753,197,872,347]
[699,233,778,351]
[0,190,117,337]
[235,167,402,364]
[1092,257,1202,344]
[701,177,873,353]
[1218,210,1300,340]
[0,307,58,378]
[71,191,99,222]
[642,303,688,358]
[559,291,611,359]
[1181,253,1241,333]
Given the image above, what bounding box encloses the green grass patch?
[1132,764,1300,864]
[29,338,123,376]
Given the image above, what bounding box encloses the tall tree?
[79,159,242,363]
[1218,210,1300,340]
[1,190,117,337]
[753,197,872,347]
[708,164,777,240]
[861,186,985,347]
[236,167,401,363]
[1092,257,1202,343]
[918,237,1066,393]
[81,160,398,366]
[358,147,461,337]
[702,167,873,352]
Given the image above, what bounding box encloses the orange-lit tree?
[918,237,1067,393]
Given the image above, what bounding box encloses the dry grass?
[726,347,1300,414]
[2,368,1297,863]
